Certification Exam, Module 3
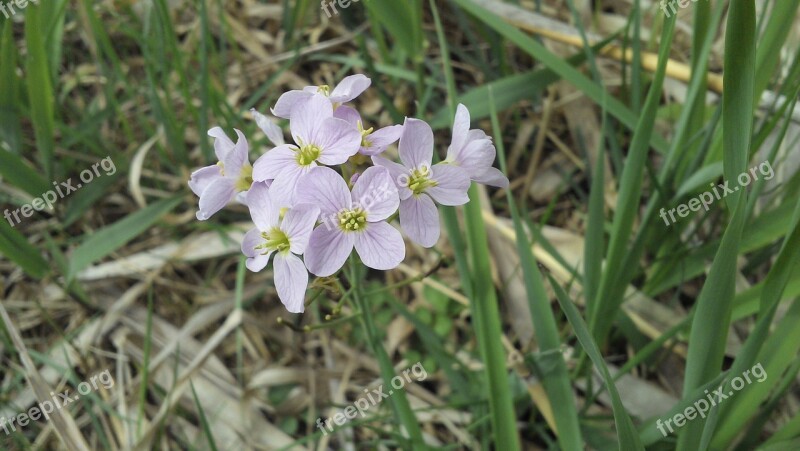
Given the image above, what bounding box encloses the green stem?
[347,259,425,447]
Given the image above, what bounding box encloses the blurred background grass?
[1,0,800,449]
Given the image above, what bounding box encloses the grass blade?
[430,2,520,447]
[677,2,757,448]
[548,275,643,450]
[25,4,56,180]
[67,196,182,281]
[491,89,584,450]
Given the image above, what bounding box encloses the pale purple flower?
[444,104,509,188]
[334,106,403,156]
[297,166,404,277]
[251,93,361,206]
[373,118,470,248]
[251,108,285,146]
[242,183,319,313]
[272,74,372,119]
[189,127,254,220]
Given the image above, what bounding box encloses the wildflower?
[444,104,509,188]
[252,93,361,206]
[297,166,404,276]
[373,118,470,248]
[189,127,254,220]
[334,105,403,156]
[242,183,320,313]
[272,74,371,119]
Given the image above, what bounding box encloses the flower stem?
[346,258,425,447]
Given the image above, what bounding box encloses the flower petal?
[281,204,321,255]
[456,133,496,172]
[304,226,354,277]
[252,144,298,182]
[315,118,361,165]
[273,253,309,313]
[246,182,280,230]
[427,164,471,206]
[472,167,509,188]
[222,129,249,178]
[372,156,412,200]
[447,104,471,158]
[399,195,440,248]
[269,163,311,207]
[351,166,399,222]
[295,166,351,217]
[332,105,361,125]
[196,177,235,220]
[189,165,222,197]
[360,124,403,156]
[246,252,273,272]
[290,93,332,145]
[242,228,275,272]
[241,228,263,258]
[354,222,405,270]
[251,109,285,146]
[272,90,313,119]
[329,74,371,103]
[398,117,434,169]
[208,127,235,161]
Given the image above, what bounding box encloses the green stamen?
[254,227,291,254]
[297,144,321,166]
[235,165,253,192]
[338,209,368,232]
[357,120,374,148]
[408,165,437,195]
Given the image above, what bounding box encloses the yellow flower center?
[235,165,254,192]
[408,165,437,196]
[317,85,331,96]
[338,209,367,232]
[255,227,291,254]
[297,144,321,166]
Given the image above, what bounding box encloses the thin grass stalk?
[430,2,521,448]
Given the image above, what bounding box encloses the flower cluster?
[189,75,508,313]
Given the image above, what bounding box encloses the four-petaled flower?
[298,166,405,277]
[242,183,320,313]
[272,74,371,119]
[252,93,361,206]
[444,104,509,188]
[189,127,254,220]
[334,105,403,156]
[373,118,471,248]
